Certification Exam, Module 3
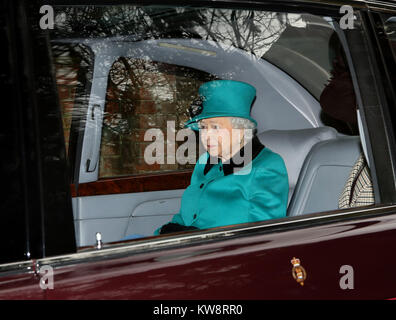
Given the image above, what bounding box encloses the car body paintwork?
[1,205,396,299]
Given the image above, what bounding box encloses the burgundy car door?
[38,206,396,299]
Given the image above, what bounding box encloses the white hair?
[197,117,257,136]
[230,117,256,130]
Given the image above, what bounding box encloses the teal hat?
[184,80,257,131]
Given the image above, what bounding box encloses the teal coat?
[154,136,289,235]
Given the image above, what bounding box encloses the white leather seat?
[258,127,338,204]
[287,135,361,216]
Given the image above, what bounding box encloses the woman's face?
[199,117,243,160]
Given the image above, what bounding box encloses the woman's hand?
[159,223,199,234]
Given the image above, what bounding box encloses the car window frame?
[3,0,396,270]
[62,1,396,249]
[366,8,396,173]
[351,7,396,205]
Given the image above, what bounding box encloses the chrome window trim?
[0,261,35,276]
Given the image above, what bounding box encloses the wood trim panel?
[71,170,193,197]
[70,183,77,197]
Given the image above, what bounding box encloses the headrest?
[257,127,338,190]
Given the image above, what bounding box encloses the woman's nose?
[206,127,217,134]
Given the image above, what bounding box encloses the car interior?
[50,6,370,247]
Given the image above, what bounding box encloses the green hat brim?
[184,113,258,131]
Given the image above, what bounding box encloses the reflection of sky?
[193,11,306,57]
[52,7,329,134]
[53,7,307,59]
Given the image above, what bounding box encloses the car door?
[41,0,396,300]
[2,0,396,301]
[38,209,396,300]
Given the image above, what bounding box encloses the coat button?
[219,166,222,171]
[193,214,197,219]
[200,183,204,188]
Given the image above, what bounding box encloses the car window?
[100,58,215,178]
[45,4,389,247]
[262,14,335,101]
[52,8,334,99]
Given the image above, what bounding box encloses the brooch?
[188,96,204,119]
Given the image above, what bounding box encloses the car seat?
[257,126,338,204]
[287,135,361,216]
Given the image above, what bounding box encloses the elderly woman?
[155,80,288,235]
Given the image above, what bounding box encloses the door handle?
[86,104,103,172]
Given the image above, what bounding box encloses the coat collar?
[204,135,265,176]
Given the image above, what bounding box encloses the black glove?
[159,222,199,234]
